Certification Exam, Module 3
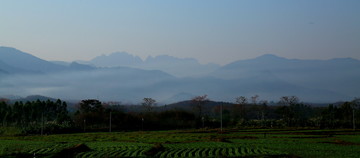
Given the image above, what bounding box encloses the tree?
[320,104,339,128]
[142,98,156,112]
[79,99,103,113]
[339,101,356,128]
[233,96,248,123]
[351,98,360,130]
[251,95,259,105]
[0,101,8,126]
[56,100,70,123]
[236,96,248,105]
[191,95,209,128]
[279,96,299,106]
[191,95,209,118]
[277,96,313,127]
[259,100,268,126]
[277,96,299,127]
[75,99,105,130]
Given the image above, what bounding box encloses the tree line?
[0,99,71,134]
[0,96,359,135]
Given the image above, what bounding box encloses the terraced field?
[156,143,281,158]
[0,129,359,157]
[77,142,151,158]
[75,142,281,158]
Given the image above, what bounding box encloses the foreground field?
[0,129,359,157]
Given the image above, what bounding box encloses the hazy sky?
[1,0,359,65]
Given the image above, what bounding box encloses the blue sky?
[1,0,359,64]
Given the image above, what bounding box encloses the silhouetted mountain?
[80,52,220,77]
[0,46,67,73]
[69,62,95,71]
[215,54,360,79]
[51,61,71,66]
[211,54,360,101]
[0,47,99,74]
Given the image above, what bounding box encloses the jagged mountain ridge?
[78,52,220,77]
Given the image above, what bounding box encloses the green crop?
[0,129,359,157]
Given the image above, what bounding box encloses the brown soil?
[53,143,92,158]
[144,143,165,156]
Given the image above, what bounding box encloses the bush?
[144,143,165,156]
[20,121,76,135]
[0,127,24,136]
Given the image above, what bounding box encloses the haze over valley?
[2,2,360,157]
[1,46,359,104]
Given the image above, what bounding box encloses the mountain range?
[1,46,359,104]
[77,52,220,77]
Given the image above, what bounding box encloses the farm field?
[0,129,359,158]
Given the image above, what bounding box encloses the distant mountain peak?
[0,46,17,51]
[87,52,220,77]
[145,55,198,63]
[0,46,67,73]
[69,62,95,71]
[109,51,141,58]
[0,46,31,57]
[255,54,287,60]
[329,57,359,62]
[90,51,143,67]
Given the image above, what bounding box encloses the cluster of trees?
[189,95,360,129]
[0,99,72,134]
[72,99,196,132]
[0,95,359,135]
[320,100,360,129]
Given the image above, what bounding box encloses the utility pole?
[41,112,44,136]
[84,119,86,132]
[141,118,144,131]
[220,104,223,132]
[202,116,205,129]
[109,111,112,132]
[353,108,356,131]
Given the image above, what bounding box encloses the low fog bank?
[0,68,353,104]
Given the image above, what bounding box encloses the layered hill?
[211,54,360,101]
[1,47,359,103]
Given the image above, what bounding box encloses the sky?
[0,0,359,65]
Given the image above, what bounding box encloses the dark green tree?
[191,95,209,128]
[142,98,156,112]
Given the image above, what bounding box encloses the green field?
[0,129,359,158]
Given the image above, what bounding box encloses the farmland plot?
[0,129,359,157]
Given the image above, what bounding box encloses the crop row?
[0,140,282,158]
[28,143,73,155]
[75,145,281,158]
[155,147,277,158]
[76,147,146,158]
